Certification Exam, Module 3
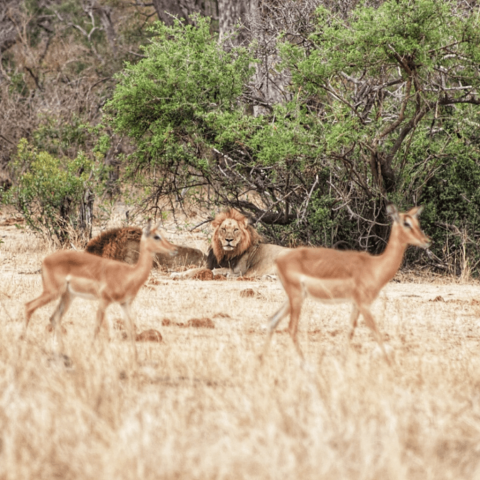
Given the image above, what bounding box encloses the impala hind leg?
[348,305,360,341]
[24,290,61,339]
[49,290,73,350]
[93,298,109,344]
[287,296,305,361]
[261,301,289,361]
[121,302,138,363]
[358,306,391,365]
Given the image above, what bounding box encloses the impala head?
[387,204,430,248]
[143,222,177,256]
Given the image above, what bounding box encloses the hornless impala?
[25,222,177,359]
[262,205,430,363]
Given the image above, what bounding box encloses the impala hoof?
[372,344,394,364]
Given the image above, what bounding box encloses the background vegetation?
[1,0,480,274]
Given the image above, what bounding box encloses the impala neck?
[130,236,154,286]
[377,222,407,285]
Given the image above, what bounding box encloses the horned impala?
[24,222,177,359]
[262,205,430,363]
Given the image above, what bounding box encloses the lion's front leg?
[212,257,248,277]
[171,267,209,279]
[211,268,239,278]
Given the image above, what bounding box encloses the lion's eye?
[234,229,239,233]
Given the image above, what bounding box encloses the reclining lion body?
[85,227,206,268]
[172,208,289,279]
[205,242,287,277]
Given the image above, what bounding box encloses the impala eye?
[153,234,161,240]
[403,221,412,229]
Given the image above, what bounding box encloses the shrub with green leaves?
[106,15,254,170]
[5,139,101,245]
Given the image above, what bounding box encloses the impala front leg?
[359,306,392,365]
[49,290,73,351]
[348,305,360,342]
[260,301,289,362]
[121,302,138,363]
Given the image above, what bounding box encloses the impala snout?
[417,230,431,249]
[422,237,431,249]
[411,234,430,249]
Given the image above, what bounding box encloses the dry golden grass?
[1,214,480,479]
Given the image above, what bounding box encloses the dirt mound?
[187,318,215,328]
[240,288,256,298]
[186,269,228,281]
[162,317,215,328]
[192,269,214,280]
[136,329,162,342]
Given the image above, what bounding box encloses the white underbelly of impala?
[300,275,354,302]
[66,275,102,300]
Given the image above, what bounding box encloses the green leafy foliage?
[106,15,254,169]
[5,139,103,245]
[278,0,480,267]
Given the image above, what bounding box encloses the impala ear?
[143,220,152,236]
[408,205,424,218]
[386,204,400,223]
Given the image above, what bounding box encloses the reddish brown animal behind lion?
[85,227,206,269]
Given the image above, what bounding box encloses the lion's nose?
[225,238,233,243]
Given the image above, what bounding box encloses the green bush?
[106,15,254,170]
[5,139,102,245]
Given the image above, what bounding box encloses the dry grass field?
[1,210,480,479]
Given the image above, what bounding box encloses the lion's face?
[217,218,244,252]
[211,209,260,262]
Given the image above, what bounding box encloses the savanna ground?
[1,206,480,480]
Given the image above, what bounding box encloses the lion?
[171,208,289,279]
[85,226,206,268]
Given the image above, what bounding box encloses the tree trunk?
[79,188,94,245]
[152,0,218,25]
[219,0,252,45]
